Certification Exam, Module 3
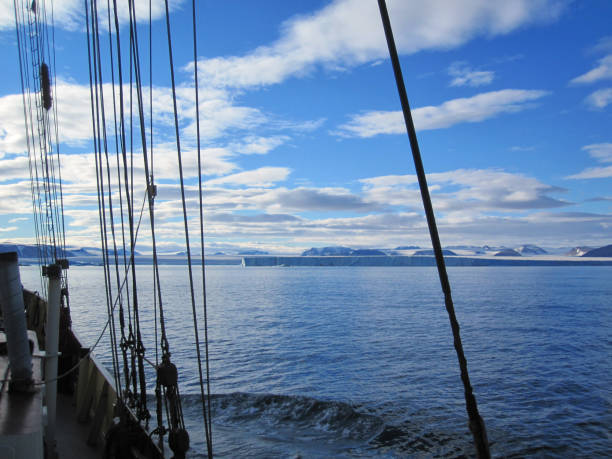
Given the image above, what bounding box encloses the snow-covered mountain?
[515,245,547,255]
[565,246,594,257]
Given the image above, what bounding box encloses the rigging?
[377,1,490,457]
[83,0,215,456]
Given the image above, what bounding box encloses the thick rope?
[376,1,490,457]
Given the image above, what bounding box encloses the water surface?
[20,265,612,457]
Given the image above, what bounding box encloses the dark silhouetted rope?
[376,1,490,457]
[162,0,209,455]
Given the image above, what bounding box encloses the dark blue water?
[20,265,612,457]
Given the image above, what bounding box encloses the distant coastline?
[241,255,612,267]
[3,242,612,267]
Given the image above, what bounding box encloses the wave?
[179,393,475,457]
[182,392,385,443]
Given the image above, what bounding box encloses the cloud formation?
[570,54,612,85]
[585,88,612,109]
[5,0,610,252]
[205,167,291,188]
[192,0,563,89]
[360,169,569,212]
[566,143,612,179]
[448,62,495,87]
[336,89,548,137]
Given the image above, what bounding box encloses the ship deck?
[56,393,102,459]
[0,349,102,458]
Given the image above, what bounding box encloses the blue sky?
[1,0,611,254]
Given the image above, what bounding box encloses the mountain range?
[2,242,611,259]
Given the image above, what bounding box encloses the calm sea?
[20,265,612,457]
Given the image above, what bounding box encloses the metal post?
[0,252,33,390]
[44,263,62,457]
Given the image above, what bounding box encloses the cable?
[191,0,214,452]
[162,1,209,453]
[376,1,490,457]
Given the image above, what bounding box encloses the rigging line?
[127,0,168,357]
[13,0,42,290]
[92,0,131,398]
[90,0,122,397]
[147,1,163,442]
[40,0,63,262]
[93,0,128,401]
[33,4,59,261]
[24,2,50,268]
[14,0,42,294]
[111,0,142,411]
[41,0,52,69]
[191,0,214,450]
[125,0,157,423]
[103,0,133,357]
[87,0,122,398]
[48,0,68,264]
[37,0,59,256]
[147,0,159,370]
[25,0,52,272]
[40,0,69,299]
[163,0,208,448]
[105,0,131,400]
[128,6,134,246]
[376,2,490,458]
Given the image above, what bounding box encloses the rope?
[109,0,150,421]
[160,2,198,455]
[376,2,490,457]
[85,0,122,398]
[103,0,132,402]
[14,0,67,293]
[191,0,214,452]
[126,0,168,358]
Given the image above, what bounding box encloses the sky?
[0,0,611,254]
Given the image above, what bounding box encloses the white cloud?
[583,143,612,163]
[191,0,563,89]
[112,167,576,250]
[567,166,612,180]
[154,167,606,250]
[230,136,289,155]
[5,159,605,250]
[336,89,548,137]
[9,217,28,223]
[262,187,379,213]
[360,169,568,212]
[570,54,612,85]
[0,181,35,215]
[0,75,279,155]
[509,145,535,152]
[590,36,612,55]
[0,77,303,188]
[566,143,612,179]
[205,167,291,188]
[585,88,612,109]
[0,155,30,182]
[448,62,494,87]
